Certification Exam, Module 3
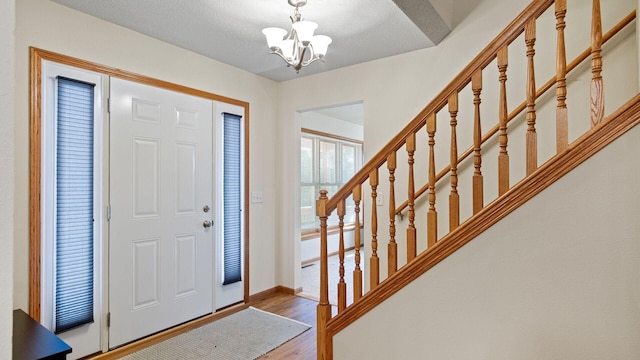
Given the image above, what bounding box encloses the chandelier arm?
[293,46,309,72]
[300,44,317,66]
[270,50,296,67]
[301,55,324,67]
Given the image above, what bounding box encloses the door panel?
[132,238,160,309]
[109,78,213,348]
[133,138,160,217]
[176,234,197,296]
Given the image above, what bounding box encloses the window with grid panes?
[300,131,362,231]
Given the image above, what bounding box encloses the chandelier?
[262,0,332,73]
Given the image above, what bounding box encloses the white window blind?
[222,113,242,285]
[54,77,95,333]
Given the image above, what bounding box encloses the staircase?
[314,0,639,358]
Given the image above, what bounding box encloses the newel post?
[316,190,333,360]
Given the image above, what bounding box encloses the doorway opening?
[297,102,364,303]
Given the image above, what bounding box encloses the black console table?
[13,309,72,360]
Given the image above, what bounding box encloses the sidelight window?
[53,77,96,332]
[41,62,103,340]
[222,112,243,285]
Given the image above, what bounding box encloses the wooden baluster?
[555,0,568,152]
[525,19,538,175]
[352,184,363,301]
[316,190,331,360]
[590,0,604,127]
[497,46,510,196]
[369,169,380,288]
[406,133,417,262]
[472,71,484,214]
[387,152,397,276]
[426,113,438,248]
[337,199,347,312]
[448,93,460,231]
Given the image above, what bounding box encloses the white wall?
[0,0,15,356]
[14,0,280,309]
[334,123,640,360]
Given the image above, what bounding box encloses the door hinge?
[107,312,111,327]
[107,204,111,221]
[107,97,111,113]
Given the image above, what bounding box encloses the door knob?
[203,220,213,228]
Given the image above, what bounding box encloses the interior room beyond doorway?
[298,102,364,301]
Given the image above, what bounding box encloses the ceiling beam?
[392,0,452,45]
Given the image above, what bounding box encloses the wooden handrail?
[317,1,636,358]
[395,9,636,215]
[326,94,640,338]
[322,0,555,215]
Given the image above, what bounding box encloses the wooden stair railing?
[315,1,636,358]
[396,6,636,216]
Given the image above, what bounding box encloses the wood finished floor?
[253,293,323,360]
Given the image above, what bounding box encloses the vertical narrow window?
[319,140,336,185]
[341,145,356,183]
[222,113,242,285]
[54,77,95,333]
[300,137,315,227]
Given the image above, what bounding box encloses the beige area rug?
[119,307,311,360]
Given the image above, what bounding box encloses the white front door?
[109,78,213,348]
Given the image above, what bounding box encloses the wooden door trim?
[29,47,252,319]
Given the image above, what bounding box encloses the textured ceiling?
[51,0,453,82]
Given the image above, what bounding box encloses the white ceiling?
[50,0,453,82]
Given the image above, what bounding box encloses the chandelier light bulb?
[262,27,287,50]
[311,35,332,57]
